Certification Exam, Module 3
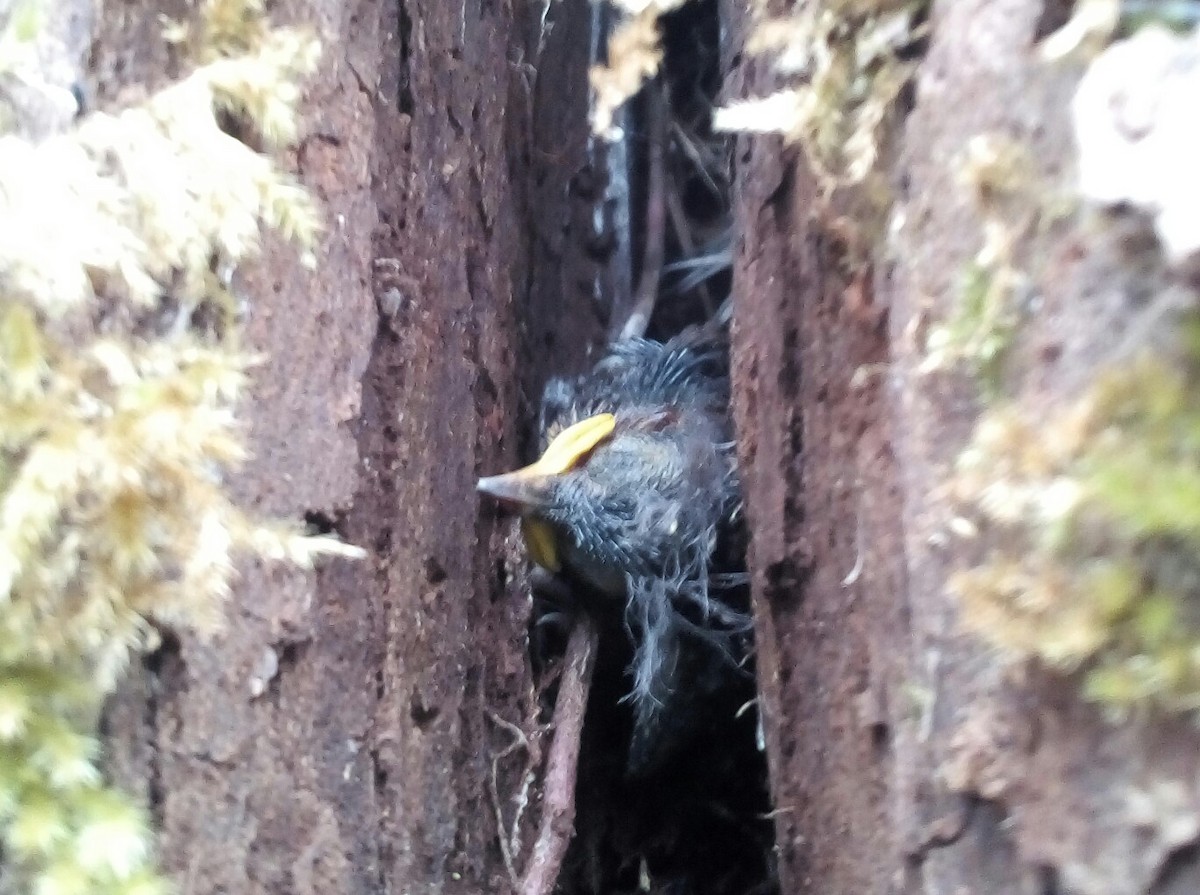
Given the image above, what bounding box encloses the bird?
[476,324,750,774]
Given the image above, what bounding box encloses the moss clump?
[715,0,926,190]
[923,135,1049,390]
[950,322,1200,717]
[589,0,688,139]
[0,2,361,893]
[923,260,1021,394]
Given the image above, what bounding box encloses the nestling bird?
[477,325,749,773]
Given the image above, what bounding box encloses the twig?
[519,615,599,895]
[486,710,536,886]
[841,509,866,588]
[619,81,667,342]
[670,118,724,201]
[664,168,716,317]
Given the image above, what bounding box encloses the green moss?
[1,0,42,49]
[924,261,1019,395]
[0,2,362,893]
[922,134,1051,389]
[950,326,1200,718]
[1121,1,1200,35]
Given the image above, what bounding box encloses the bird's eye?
[627,409,679,433]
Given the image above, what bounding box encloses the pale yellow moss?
[715,0,925,190]
[0,2,362,893]
[0,29,320,316]
[949,337,1200,719]
[590,3,681,139]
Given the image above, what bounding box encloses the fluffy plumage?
[480,328,748,773]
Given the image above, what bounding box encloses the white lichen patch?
[1072,24,1200,265]
[0,0,93,139]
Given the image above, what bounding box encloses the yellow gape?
[477,413,617,574]
[521,517,562,572]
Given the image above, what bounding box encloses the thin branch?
[664,167,717,317]
[620,81,667,342]
[519,615,599,895]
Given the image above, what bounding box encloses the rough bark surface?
[727,1,1200,894]
[100,0,603,892]
[725,83,906,895]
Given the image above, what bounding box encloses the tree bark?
[101,0,602,892]
[727,2,1200,894]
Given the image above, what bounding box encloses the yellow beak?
[476,412,616,504]
[477,413,617,573]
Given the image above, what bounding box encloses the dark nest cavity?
[524,2,777,893]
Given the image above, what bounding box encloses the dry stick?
[518,615,599,895]
[619,81,667,343]
[657,91,720,311]
[670,119,724,202]
[663,169,717,318]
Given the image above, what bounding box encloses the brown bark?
[100,0,602,892]
[727,1,1200,894]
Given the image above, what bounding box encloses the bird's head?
[477,407,732,587]
[476,413,616,574]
